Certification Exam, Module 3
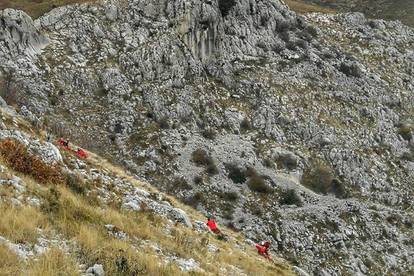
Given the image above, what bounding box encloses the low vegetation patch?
[218,0,237,17]
[191,149,219,176]
[240,118,252,133]
[225,163,246,184]
[65,172,88,195]
[183,191,205,208]
[171,176,192,191]
[220,191,239,202]
[279,189,303,206]
[398,123,413,141]
[0,139,63,185]
[0,204,48,244]
[201,128,217,140]
[301,161,347,198]
[248,174,272,193]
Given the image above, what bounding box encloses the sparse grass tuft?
[65,172,88,195]
[0,204,49,244]
[0,244,23,275]
[27,248,79,276]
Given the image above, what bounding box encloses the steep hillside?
[0,0,413,275]
[0,0,91,19]
[0,106,293,275]
[286,0,414,27]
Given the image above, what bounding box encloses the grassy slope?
[0,108,294,275]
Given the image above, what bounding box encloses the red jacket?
[77,149,88,159]
[256,244,269,255]
[207,220,218,231]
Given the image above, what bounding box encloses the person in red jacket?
[206,217,221,235]
[76,148,88,159]
[256,241,272,260]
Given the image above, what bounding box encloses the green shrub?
[330,179,348,199]
[206,162,219,175]
[279,189,303,206]
[201,128,217,140]
[248,175,272,193]
[171,177,192,190]
[191,149,219,175]
[191,149,210,166]
[157,117,170,129]
[302,162,347,198]
[301,162,333,195]
[183,192,205,208]
[193,175,203,185]
[398,123,413,141]
[240,118,251,132]
[225,163,246,184]
[221,191,239,202]
[218,0,236,17]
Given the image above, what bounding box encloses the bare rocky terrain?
[0,0,413,275]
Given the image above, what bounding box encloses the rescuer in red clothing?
[256,241,272,260]
[76,148,88,159]
[206,217,221,235]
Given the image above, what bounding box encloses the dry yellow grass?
[0,244,23,275]
[0,204,49,244]
[26,248,79,276]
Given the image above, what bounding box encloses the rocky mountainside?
[0,104,294,275]
[287,0,414,27]
[0,0,413,275]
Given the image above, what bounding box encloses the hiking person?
[77,148,87,159]
[58,137,65,146]
[206,217,221,235]
[256,241,272,260]
[62,139,69,148]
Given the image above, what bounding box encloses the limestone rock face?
[0,9,49,58]
[0,0,413,274]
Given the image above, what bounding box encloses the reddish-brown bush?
[0,139,64,184]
